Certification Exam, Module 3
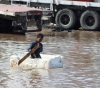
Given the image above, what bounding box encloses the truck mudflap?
[25,26,42,32]
[26,19,42,32]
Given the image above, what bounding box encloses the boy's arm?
[28,42,36,51]
[40,44,43,52]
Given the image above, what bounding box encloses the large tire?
[55,9,77,30]
[80,10,100,30]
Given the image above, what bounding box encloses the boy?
[28,33,44,58]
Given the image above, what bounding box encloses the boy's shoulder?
[31,41,42,45]
[31,40,37,44]
[32,40,36,43]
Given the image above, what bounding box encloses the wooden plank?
[18,45,38,65]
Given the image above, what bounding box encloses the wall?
[0,0,11,4]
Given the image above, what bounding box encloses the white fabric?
[10,54,63,69]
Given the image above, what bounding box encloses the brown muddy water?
[0,29,100,88]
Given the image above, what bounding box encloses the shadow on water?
[0,30,100,88]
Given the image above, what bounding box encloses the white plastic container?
[10,54,64,69]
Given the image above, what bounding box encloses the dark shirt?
[28,40,43,58]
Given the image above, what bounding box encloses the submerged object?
[10,54,63,69]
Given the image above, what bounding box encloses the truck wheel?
[55,9,76,30]
[80,10,100,30]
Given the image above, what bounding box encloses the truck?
[0,4,43,34]
[9,0,100,31]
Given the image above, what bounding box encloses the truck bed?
[11,0,100,8]
[0,4,42,16]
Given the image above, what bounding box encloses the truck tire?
[55,9,76,30]
[80,10,100,30]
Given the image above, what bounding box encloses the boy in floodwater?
[28,33,44,59]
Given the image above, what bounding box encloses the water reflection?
[0,30,100,88]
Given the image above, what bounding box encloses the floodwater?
[0,30,100,88]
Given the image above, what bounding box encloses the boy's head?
[36,33,44,42]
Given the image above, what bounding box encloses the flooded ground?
[0,29,100,88]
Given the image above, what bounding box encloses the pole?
[11,0,13,5]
